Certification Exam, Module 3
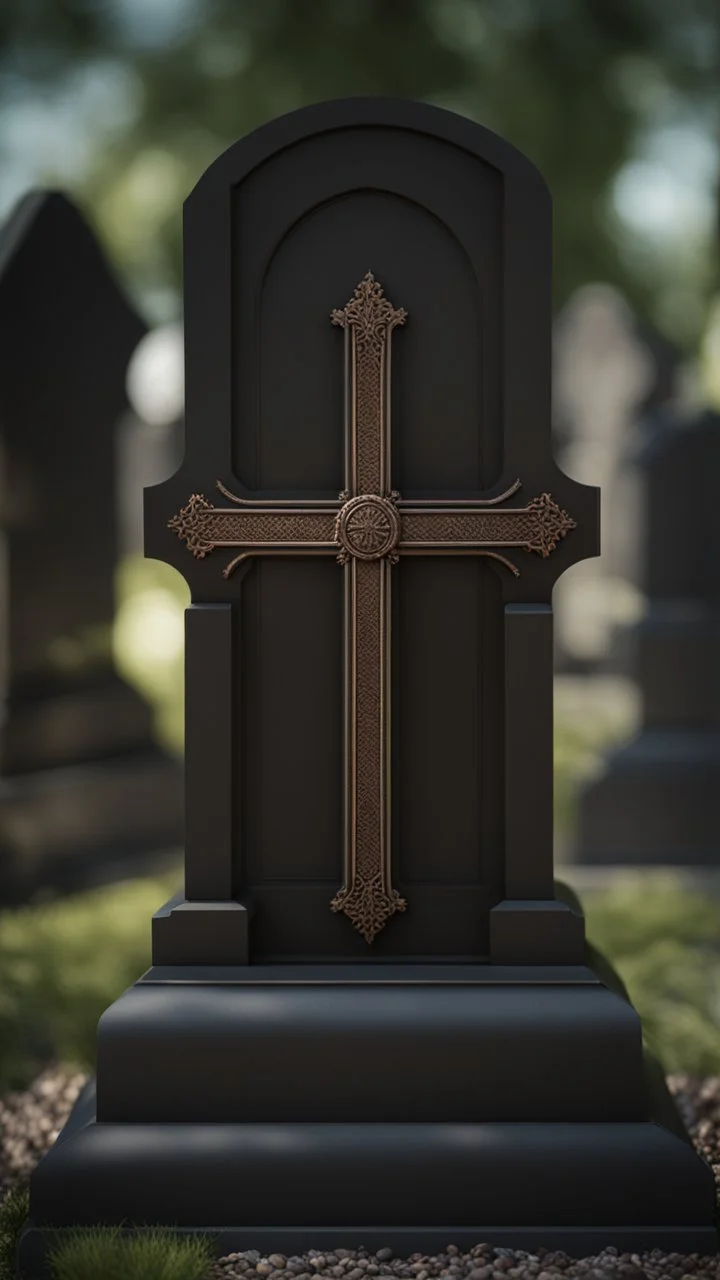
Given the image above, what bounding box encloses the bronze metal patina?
[335,493,401,564]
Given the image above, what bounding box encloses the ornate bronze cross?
[169,272,576,943]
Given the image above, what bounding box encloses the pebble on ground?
[2,1067,720,1279]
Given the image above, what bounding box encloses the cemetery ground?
[0,869,720,1278]
[1,562,718,1276]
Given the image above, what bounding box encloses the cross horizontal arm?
[398,493,575,558]
[168,492,339,575]
[168,488,577,576]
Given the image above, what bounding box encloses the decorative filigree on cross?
[334,493,402,564]
[168,271,577,943]
[168,483,575,578]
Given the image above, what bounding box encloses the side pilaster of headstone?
[489,602,586,962]
[574,407,720,865]
[151,600,251,962]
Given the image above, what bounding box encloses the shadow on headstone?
[0,190,183,904]
[573,405,720,865]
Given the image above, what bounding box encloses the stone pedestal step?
[20,1081,716,1264]
[95,971,647,1124]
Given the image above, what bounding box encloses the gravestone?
[552,286,675,671]
[0,190,183,902]
[574,405,720,865]
[20,101,716,1270]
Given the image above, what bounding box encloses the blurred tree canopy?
[1,0,719,345]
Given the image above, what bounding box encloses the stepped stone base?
[18,960,718,1275]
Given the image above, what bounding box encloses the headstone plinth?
[20,103,716,1271]
[0,192,183,902]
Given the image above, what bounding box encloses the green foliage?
[553,717,612,847]
[585,875,720,1075]
[2,0,719,343]
[0,1183,29,1280]
[0,869,718,1091]
[114,554,188,752]
[553,680,639,851]
[585,872,720,956]
[0,869,180,1090]
[46,1226,214,1280]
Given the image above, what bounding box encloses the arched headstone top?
[185,97,551,205]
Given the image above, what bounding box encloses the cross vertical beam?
[330,274,408,943]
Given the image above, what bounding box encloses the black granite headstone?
[575,406,720,865]
[19,103,716,1271]
[0,190,183,902]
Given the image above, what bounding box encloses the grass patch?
[553,677,639,851]
[46,1226,214,1280]
[585,874,720,1075]
[0,869,180,1092]
[0,1184,29,1280]
[114,554,188,753]
[0,867,719,1092]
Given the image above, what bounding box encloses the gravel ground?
[2,1067,720,1278]
[0,1064,86,1196]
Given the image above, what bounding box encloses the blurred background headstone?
[572,406,720,866]
[0,190,183,904]
[552,284,680,672]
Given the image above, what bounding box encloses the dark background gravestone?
[574,406,720,866]
[19,101,716,1271]
[0,190,183,903]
